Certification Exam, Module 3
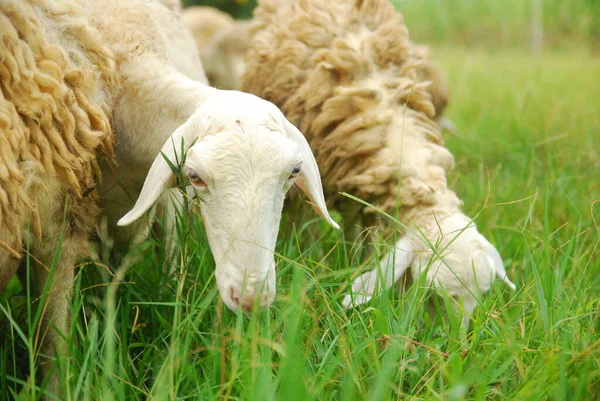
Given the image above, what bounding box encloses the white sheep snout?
[216,264,276,312]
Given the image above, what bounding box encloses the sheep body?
[0,0,117,256]
[242,0,515,323]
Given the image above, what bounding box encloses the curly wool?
[242,0,460,231]
[0,0,117,256]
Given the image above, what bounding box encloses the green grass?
[2,48,600,400]
[184,0,600,50]
[395,0,600,50]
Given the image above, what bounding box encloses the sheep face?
[185,129,302,311]
[118,91,338,312]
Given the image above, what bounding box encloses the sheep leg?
[457,295,478,339]
[32,242,78,397]
[117,219,153,274]
[0,251,22,293]
[112,188,186,277]
[0,229,23,289]
[342,236,415,308]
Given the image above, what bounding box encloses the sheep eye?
[288,166,301,180]
[188,171,206,187]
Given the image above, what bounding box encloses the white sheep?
[179,5,252,90]
[242,0,516,327]
[201,20,253,90]
[1,0,337,393]
[180,6,234,54]
[89,0,338,312]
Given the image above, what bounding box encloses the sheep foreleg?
[33,243,77,398]
[342,236,415,308]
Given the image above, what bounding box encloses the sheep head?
[342,213,516,309]
[118,90,339,312]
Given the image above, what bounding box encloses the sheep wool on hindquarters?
[241,0,516,327]
[0,0,117,391]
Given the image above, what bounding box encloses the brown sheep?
[242,0,515,328]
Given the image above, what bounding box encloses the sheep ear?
[282,118,340,229]
[479,235,517,291]
[117,121,196,226]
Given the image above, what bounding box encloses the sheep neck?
[113,56,214,171]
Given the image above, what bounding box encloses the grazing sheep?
[0,0,117,388]
[1,0,337,393]
[201,20,253,89]
[90,0,338,314]
[246,0,450,121]
[179,5,252,90]
[242,0,515,327]
[181,6,234,54]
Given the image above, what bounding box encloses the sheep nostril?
[226,286,272,312]
[229,287,240,306]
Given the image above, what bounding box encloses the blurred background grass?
[183,0,600,51]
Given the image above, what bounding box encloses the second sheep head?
[118,90,339,312]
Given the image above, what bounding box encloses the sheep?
[246,0,450,122]
[0,0,118,389]
[1,0,337,393]
[180,6,234,55]
[241,0,516,328]
[89,0,338,313]
[201,20,253,90]
[181,5,450,117]
[179,5,252,90]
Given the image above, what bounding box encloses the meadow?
[1,1,599,400]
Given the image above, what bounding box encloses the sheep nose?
[229,287,268,312]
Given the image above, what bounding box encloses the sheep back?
[242,0,457,229]
[0,0,117,256]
